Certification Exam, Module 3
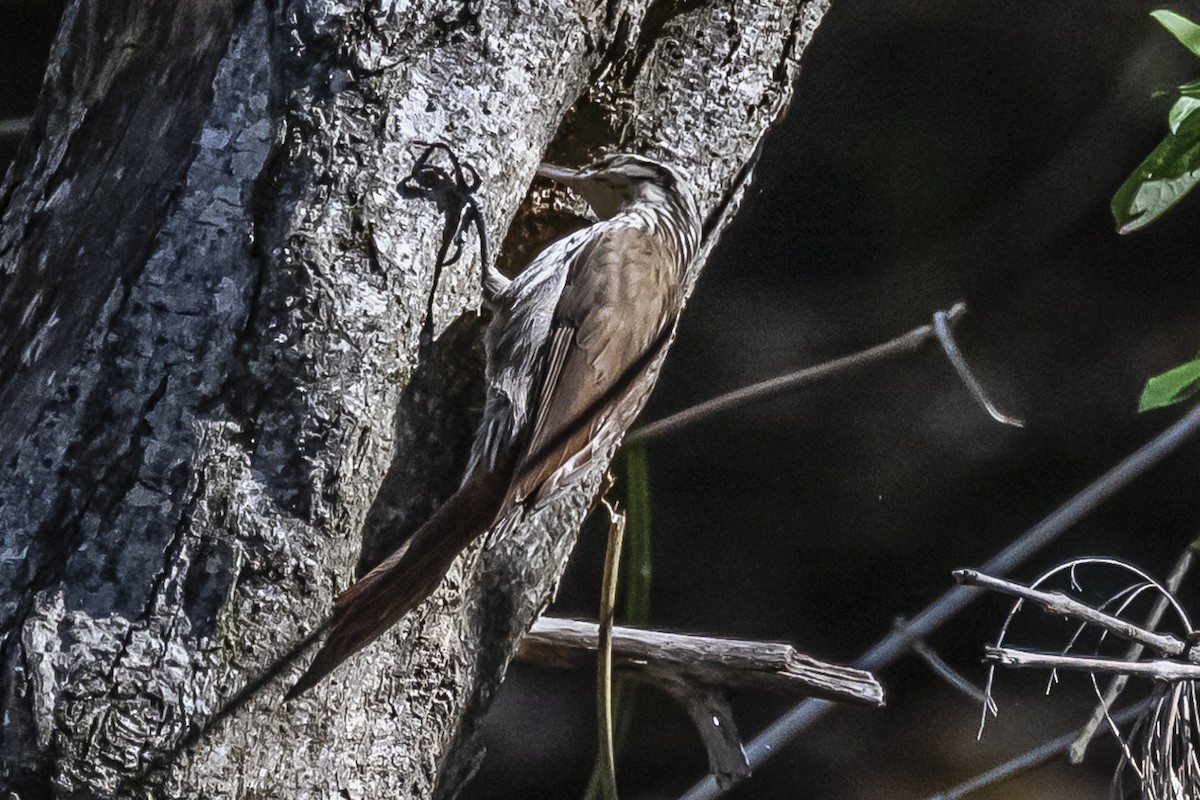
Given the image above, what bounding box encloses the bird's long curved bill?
[536,162,584,183]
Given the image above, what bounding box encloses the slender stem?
[0,116,31,138]
[904,628,990,705]
[622,443,654,626]
[630,303,967,444]
[595,502,626,800]
[679,401,1200,800]
[932,309,1024,427]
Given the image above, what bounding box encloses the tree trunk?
[0,0,829,796]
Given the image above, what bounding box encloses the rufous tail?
[285,463,513,700]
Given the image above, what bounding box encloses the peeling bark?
[0,0,829,797]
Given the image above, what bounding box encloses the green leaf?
[1169,95,1200,134]
[1138,357,1200,411]
[1112,107,1200,232]
[1152,9,1200,57]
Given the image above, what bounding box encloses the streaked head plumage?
[536,152,689,220]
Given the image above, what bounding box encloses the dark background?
[477,2,1200,798]
[4,2,1200,798]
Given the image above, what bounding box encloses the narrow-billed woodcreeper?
[287,153,701,698]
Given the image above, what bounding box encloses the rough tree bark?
[0,0,829,797]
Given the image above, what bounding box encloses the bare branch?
[517,617,884,705]
[1071,535,1200,762]
[932,308,1025,427]
[901,625,991,705]
[653,673,750,789]
[954,569,1193,660]
[986,647,1200,680]
[0,116,31,138]
[629,302,967,443]
[681,400,1200,800]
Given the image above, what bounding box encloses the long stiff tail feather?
[285,463,513,700]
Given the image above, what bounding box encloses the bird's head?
[536,153,690,221]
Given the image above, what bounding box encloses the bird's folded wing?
[511,225,680,505]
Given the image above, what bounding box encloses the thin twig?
[0,116,31,139]
[680,401,1200,800]
[900,621,991,705]
[932,309,1024,427]
[1070,535,1200,762]
[954,569,1193,660]
[652,672,750,787]
[986,647,1200,680]
[629,303,967,443]
[596,501,626,800]
[921,701,1149,800]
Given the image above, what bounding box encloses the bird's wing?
[287,224,682,700]
[509,225,680,505]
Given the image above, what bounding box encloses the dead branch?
[1071,534,1200,762]
[0,116,30,138]
[954,568,1195,660]
[517,617,884,705]
[520,616,881,789]
[629,302,967,443]
[985,647,1200,680]
[681,401,1200,800]
[931,307,1024,427]
[900,623,990,705]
